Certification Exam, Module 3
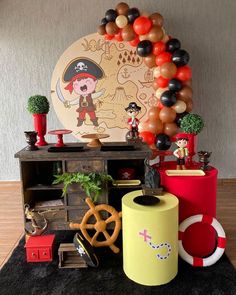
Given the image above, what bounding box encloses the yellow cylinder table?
[122,190,179,286]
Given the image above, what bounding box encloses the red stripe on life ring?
[202,215,213,225]
[218,237,226,248]
[178,231,184,241]
[193,257,203,267]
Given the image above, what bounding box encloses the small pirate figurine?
[173,134,189,170]
[125,102,141,139]
[57,58,105,127]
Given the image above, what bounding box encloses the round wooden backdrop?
[51,33,156,142]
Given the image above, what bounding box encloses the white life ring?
[178,214,226,267]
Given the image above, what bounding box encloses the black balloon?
[168,79,182,92]
[101,17,108,26]
[172,49,190,67]
[175,111,189,127]
[137,40,153,57]
[160,90,177,107]
[166,39,181,53]
[127,7,140,23]
[105,9,118,22]
[156,133,171,150]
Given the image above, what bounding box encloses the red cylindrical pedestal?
[33,113,48,146]
[158,161,218,257]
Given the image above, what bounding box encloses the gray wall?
[0,0,235,180]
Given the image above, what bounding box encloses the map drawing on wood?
[51,33,156,142]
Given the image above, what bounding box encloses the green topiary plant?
[27,95,50,114]
[52,172,113,203]
[180,113,204,134]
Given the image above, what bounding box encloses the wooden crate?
[58,243,87,269]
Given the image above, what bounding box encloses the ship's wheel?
[69,198,122,253]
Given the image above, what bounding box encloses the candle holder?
[198,151,212,171]
[24,131,38,151]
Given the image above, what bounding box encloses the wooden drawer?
[67,208,89,223]
[37,209,66,222]
[66,160,104,173]
[67,193,87,206]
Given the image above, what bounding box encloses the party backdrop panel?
[51,33,156,142]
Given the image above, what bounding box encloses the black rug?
[0,231,235,295]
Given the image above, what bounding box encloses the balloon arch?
[97,2,193,150]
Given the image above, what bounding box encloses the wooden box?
[58,243,87,268]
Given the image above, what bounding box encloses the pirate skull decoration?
[75,62,88,72]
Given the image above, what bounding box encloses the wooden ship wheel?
[69,198,122,253]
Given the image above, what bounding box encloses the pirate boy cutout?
[56,58,105,127]
[125,102,141,139]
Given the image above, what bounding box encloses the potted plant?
[180,113,204,165]
[52,172,113,203]
[27,95,50,146]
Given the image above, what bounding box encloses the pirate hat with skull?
[63,57,104,82]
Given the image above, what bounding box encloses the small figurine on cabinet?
[198,151,212,171]
[125,102,141,139]
[173,135,189,170]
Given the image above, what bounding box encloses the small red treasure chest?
[25,234,55,262]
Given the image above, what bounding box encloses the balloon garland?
[97,2,193,150]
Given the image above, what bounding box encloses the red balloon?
[175,65,192,81]
[133,16,152,35]
[157,100,164,109]
[156,76,169,88]
[104,34,114,40]
[155,52,172,66]
[153,41,166,56]
[139,131,156,145]
[114,31,123,42]
[129,35,140,47]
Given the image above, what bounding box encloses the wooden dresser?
[15,142,150,231]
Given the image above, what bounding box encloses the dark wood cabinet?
[15,142,150,231]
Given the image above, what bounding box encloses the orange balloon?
[161,33,169,43]
[186,99,193,112]
[138,121,149,133]
[106,22,119,35]
[97,25,106,36]
[148,107,160,120]
[172,100,187,113]
[147,25,164,42]
[163,122,178,137]
[177,86,193,101]
[147,120,163,134]
[116,2,129,15]
[160,62,177,79]
[159,107,176,123]
[149,13,164,26]
[153,79,159,90]
[144,54,156,68]
[121,24,136,41]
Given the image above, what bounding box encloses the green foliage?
[180,113,204,134]
[27,95,50,114]
[52,172,113,203]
